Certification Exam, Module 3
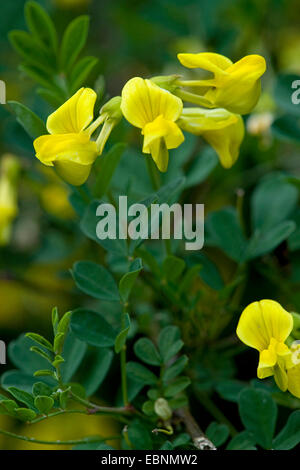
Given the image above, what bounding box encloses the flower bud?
[154,398,172,421]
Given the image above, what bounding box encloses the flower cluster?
[33,52,266,185]
[237,299,300,398]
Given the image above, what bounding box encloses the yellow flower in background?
[178,108,244,168]
[121,77,184,172]
[236,300,293,391]
[177,53,266,114]
[34,88,98,186]
[0,154,19,245]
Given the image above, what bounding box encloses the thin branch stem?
[120,304,129,407]
[0,428,120,446]
[69,391,131,415]
[175,408,216,450]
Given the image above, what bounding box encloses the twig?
[175,407,217,450]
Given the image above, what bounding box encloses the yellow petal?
[177,52,233,74]
[34,133,98,185]
[146,141,169,173]
[47,88,97,134]
[121,77,183,129]
[54,160,92,186]
[236,300,293,352]
[287,365,300,398]
[205,55,266,114]
[142,115,184,151]
[259,347,277,368]
[274,362,288,391]
[142,115,184,172]
[257,364,274,379]
[226,55,266,82]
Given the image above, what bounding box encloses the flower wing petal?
[47,88,97,134]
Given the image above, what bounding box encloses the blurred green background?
[0,0,300,449]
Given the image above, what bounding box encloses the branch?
[175,407,216,450]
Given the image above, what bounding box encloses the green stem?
[31,409,86,424]
[145,156,172,257]
[70,391,130,415]
[174,88,213,108]
[197,393,238,437]
[0,428,119,446]
[120,304,129,407]
[146,156,160,191]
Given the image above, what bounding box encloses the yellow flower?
[0,155,19,245]
[236,300,293,391]
[34,88,98,186]
[178,108,244,168]
[121,77,184,172]
[177,53,266,114]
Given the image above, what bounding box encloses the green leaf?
[134,338,161,366]
[2,370,55,393]
[52,307,59,335]
[162,256,185,282]
[72,261,120,301]
[126,362,157,385]
[273,410,300,450]
[8,101,47,140]
[206,207,247,262]
[119,258,143,302]
[70,309,117,347]
[186,253,224,291]
[26,333,53,352]
[15,408,37,422]
[30,346,52,363]
[53,333,65,355]
[81,348,113,396]
[158,326,183,363]
[272,115,300,143]
[1,400,18,415]
[25,1,57,52]
[216,379,246,403]
[8,335,55,376]
[206,422,229,447]
[9,30,54,72]
[226,431,256,450]
[274,74,300,117]
[163,356,188,382]
[80,200,128,255]
[246,221,296,260]
[185,147,218,188]
[127,419,153,450]
[164,377,191,397]
[60,15,89,70]
[34,396,54,414]
[7,387,36,411]
[69,56,99,94]
[251,174,298,231]
[57,311,72,336]
[115,314,130,354]
[60,332,87,382]
[94,143,126,199]
[34,370,56,379]
[36,87,64,108]
[32,382,53,397]
[239,388,277,449]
